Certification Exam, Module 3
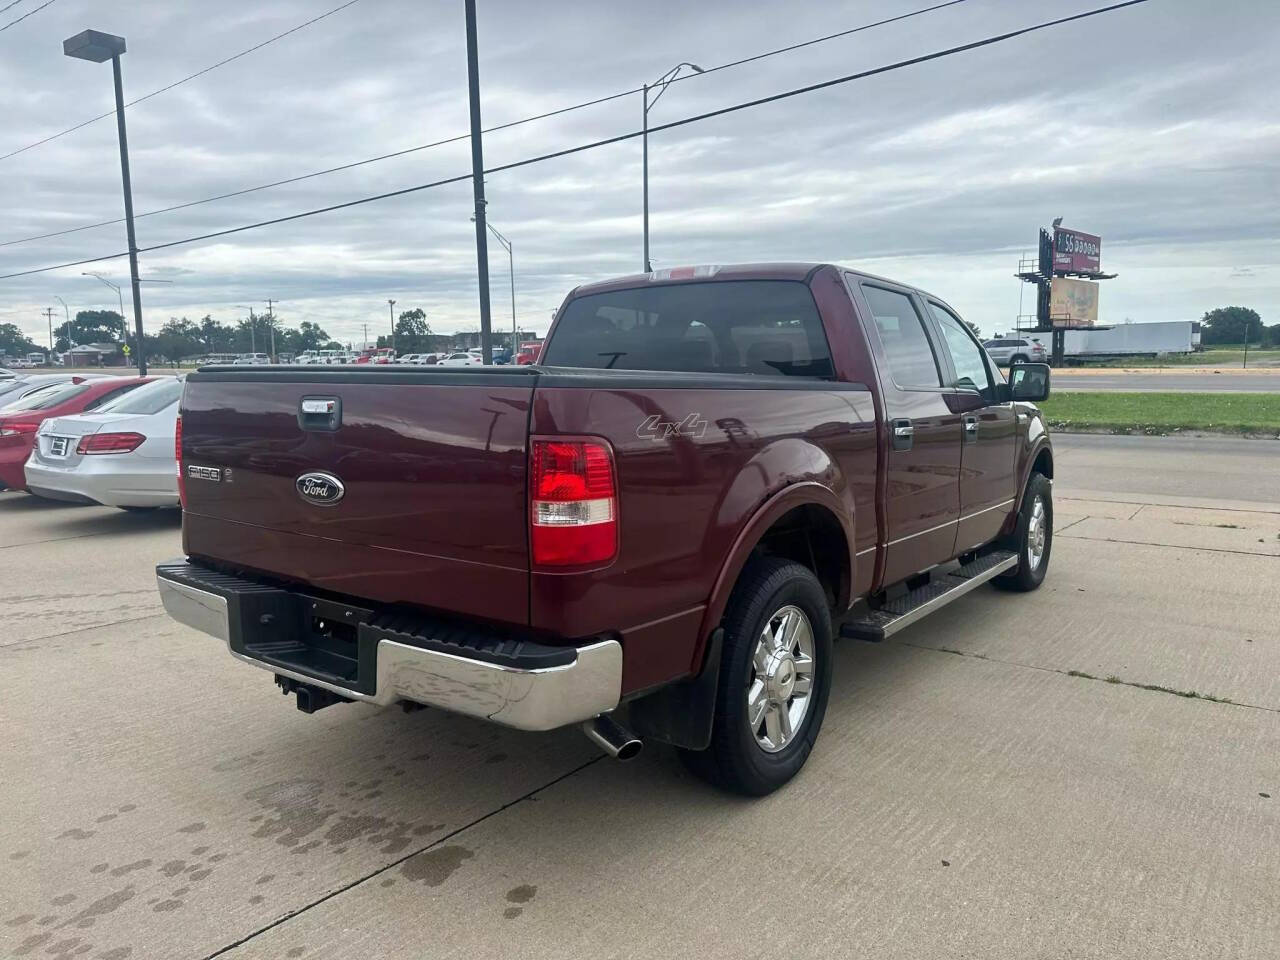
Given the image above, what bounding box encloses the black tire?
[678,555,833,796]
[1010,354,1029,366]
[994,472,1052,592]
[118,506,158,513]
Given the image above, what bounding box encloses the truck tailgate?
[179,367,535,626]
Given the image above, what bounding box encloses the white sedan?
[24,377,183,510]
[438,352,483,367]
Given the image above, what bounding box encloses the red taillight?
[175,414,186,509]
[76,432,145,455]
[530,438,617,568]
[0,421,39,438]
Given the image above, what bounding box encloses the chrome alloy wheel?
[1027,494,1047,571]
[746,604,816,753]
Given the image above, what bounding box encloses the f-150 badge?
[636,413,708,441]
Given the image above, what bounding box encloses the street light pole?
[642,61,703,272]
[54,296,70,355]
[388,299,396,355]
[471,216,516,358]
[64,31,147,376]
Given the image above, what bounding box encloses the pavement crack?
[0,613,166,651]
[1057,533,1278,559]
[196,753,605,960]
[899,641,1279,714]
[1055,516,1089,534]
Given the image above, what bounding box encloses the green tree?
[62,309,126,348]
[0,323,40,358]
[1201,306,1262,345]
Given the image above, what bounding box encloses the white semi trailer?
[1060,320,1199,362]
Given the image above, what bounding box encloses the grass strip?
[1038,391,1280,436]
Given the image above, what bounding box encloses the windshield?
[96,377,183,415]
[0,381,90,413]
[543,280,834,378]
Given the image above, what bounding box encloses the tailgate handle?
[298,396,342,431]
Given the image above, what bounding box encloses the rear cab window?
[543,280,834,378]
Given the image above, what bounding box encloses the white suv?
[982,337,1047,366]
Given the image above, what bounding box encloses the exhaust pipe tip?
[582,714,643,761]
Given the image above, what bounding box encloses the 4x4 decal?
[636,413,708,441]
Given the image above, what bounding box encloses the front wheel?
[994,472,1052,591]
[679,556,833,796]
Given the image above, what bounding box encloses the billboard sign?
[1053,227,1101,274]
[1050,277,1099,327]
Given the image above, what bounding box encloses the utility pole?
[363,323,369,351]
[248,308,256,355]
[55,296,71,354]
[464,0,493,365]
[44,308,56,357]
[265,299,277,361]
[387,299,396,355]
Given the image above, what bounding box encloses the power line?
[0,0,29,17]
[0,0,1153,283]
[0,0,363,162]
[0,0,973,248]
[0,0,55,32]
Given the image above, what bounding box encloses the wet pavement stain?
[9,850,30,860]
[152,900,182,913]
[189,846,210,857]
[89,864,108,874]
[287,949,305,958]
[380,879,395,888]
[55,887,135,930]
[485,753,508,765]
[13,931,52,955]
[6,914,35,926]
[158,860,186,878]
[255,874,275,885]
[399,845,474,886]
[98,948,132,959]
[57,829,95,841]
[412,822,445,836]
[503,907,522,920]
[176,822,206,834]
[244,780,335,848]
[208,853,228,863]
[187,869,212,882]
[117,805,136,813]
[248,895,264,905]
[51,895,77,906]
[43,935,85,956]
[505,884,536,904]
[94,814,117,824]
[109,860,152,878]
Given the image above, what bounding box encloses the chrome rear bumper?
[157,565,622,731]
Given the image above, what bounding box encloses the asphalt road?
[1053,370,1280,392]
[3,434,1278,959]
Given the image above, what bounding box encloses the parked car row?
[0,371,180,510]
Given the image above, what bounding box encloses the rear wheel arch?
[693,483,854,676]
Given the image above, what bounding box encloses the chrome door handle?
[963,416,978,443]
[891,419,914,451]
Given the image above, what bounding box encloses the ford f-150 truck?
[157,263,1054,795]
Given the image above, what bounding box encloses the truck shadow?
[29,504,182,537]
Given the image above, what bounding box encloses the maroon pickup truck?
[158,263,1053,795]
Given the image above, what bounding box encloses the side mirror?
[1010,363,1050,402]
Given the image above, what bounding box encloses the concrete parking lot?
[2,434,1277,960]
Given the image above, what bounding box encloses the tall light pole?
[472,215,516,357]
[234,305,256,355]
[387,299,396,355]
[643,61,703,273]
[265,299,277,361]
[54,296,70,356]
[64,30,147,376]
[82,271,127,366]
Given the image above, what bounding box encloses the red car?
[0,376,154,491]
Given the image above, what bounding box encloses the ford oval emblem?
[296,471,345,505]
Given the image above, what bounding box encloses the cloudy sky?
[1,0,1276,349]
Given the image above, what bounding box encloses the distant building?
[66,342,124,366]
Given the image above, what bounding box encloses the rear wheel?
[995,472,1052,591]
[1010,353,1029,366]
[678,556,833,796]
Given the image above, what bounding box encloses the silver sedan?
[24,377,183,510]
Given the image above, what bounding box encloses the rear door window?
[543,280,834,378]
[860,285,942,389]
[96,377,182,415]
[83,382,145,411]
[0,382,89,412]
